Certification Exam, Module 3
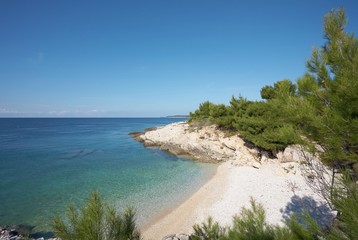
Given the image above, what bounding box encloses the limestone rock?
[160,143,188,156]
[131,122,323,169]
[278,145,311,163]
[162,233,190,240]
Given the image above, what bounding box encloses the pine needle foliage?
[192,217,224,240]
[52,192,141,240]
[327,173,358,240]
[191,198,323,240]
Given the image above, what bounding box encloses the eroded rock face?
[160,143,189,156]
[132,122,326,171]
[133,122,262,166]
[276,144,319,164]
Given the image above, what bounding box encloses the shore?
[134,122,335,240]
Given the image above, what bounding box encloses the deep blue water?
[0,118,215,231]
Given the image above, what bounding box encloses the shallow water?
[0,118,216,231]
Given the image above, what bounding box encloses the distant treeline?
[166,115,189,118]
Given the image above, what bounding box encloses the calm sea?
[0,118,215,231]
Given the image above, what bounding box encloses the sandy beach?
[137,122,334,240]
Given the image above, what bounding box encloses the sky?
[1,0,358,117]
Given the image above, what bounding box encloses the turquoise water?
[0,118,216,231]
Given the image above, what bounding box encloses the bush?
[52,192,141,240]
[191,198,323,240]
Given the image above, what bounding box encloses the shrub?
[191,198,323,240]
[52,192,141,240]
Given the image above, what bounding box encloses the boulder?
[278,145,311,163]
[162,233,190,240]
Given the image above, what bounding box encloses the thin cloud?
[47,109,107,116]
[0,108,19,114]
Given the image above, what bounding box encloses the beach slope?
[134,122,334,240]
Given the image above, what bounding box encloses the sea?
[0,118,216,232]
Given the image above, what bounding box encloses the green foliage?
[192,217,224,240]
[260,85,276,100]
[327,173,358,240]
[52,192,141,240]
[301,8,358,165]
[287,213,325,240]
[189,101,216,122]
[261,79,297,100]
[191,198,323,240]
[189,8,358,164]
[190,96,302,151]
[226,199,274,240]
[233,100,302,150]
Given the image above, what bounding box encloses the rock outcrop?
[0,226,58,240]
[133,122,260,166]
[131,122,325,171]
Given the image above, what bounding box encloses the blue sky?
[1,0,358,117]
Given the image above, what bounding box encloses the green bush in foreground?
[191,175,358,240]
[52,181,358,240]
[191,198,324,240]
[52,192,140,240]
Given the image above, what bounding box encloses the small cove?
[0,118,216,232]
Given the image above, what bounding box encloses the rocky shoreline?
[130,121,317,167]
[0,226,58,240]
[131,121,336,239]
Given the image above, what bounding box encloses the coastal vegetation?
[52,192,140,240]
[192,175,358,240]
[191,198,324,240]
[189,8,358,170]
